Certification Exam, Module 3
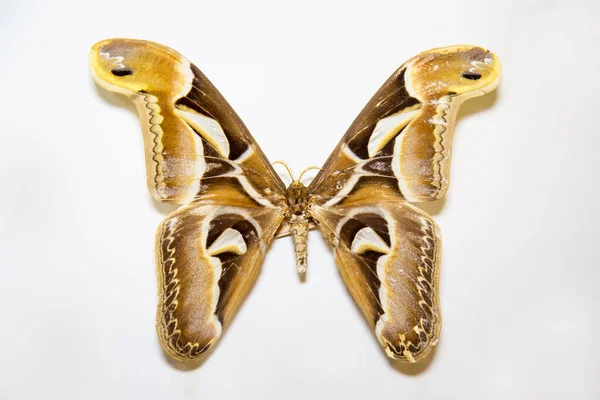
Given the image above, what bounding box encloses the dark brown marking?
[204,212,260,323]
[363,159,391,175]
[214,219,258,322]
[338,176,403,206]
[352,212,391,247]
[348,132,371,159]
[461,72,482,80]
[205,213,245,249]
[204,159,235,179]
[111,68,133,76]
[465,47,489,62]
[345,68,420,161]
[338,216,388,321]
[176,65,250,161]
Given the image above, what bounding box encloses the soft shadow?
[158,237,279,371]
[414,198,446,216]
[151,199,179,215]
[410,91,498,218]
[318,229,438,375]
[95,82,180,216]
[456,88,499,120]
[93,81,137,114]
[160,344,217,372]
[95,80,208,370]
[298,271,307,284]
[389,345,438,375]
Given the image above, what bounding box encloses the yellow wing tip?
[90,38,115,51]
[405,44,502,100]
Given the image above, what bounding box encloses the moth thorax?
[286,182,309,215]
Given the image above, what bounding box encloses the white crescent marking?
[177,109,230,158]
[392,134,413,200]
[351,227,390,254]
[207,228,247,256]
[368,109,420,157]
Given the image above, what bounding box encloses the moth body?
[285,181,313,275]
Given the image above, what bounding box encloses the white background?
[1,0,599,398]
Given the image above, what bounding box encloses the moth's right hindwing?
[313,200,442,362]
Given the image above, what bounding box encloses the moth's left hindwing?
[90,39,287,360]
[156,205,283,360]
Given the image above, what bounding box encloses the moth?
[90,39,501,363]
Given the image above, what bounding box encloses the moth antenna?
[297,166,322,184]
[272,160,295,182]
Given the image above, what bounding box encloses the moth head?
[89,38,193,96]
[405,45,502,100]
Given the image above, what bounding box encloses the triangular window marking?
[368,109,420,157]
[351,227,390,255]
[207,228,247,256]
[177,108,230,158]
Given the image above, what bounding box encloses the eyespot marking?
[111,68,134,77]
[461,72,481,80]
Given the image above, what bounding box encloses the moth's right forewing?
[309,46,501,204]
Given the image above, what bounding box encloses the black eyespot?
[111,68,134,77]
[461,72,482,80]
